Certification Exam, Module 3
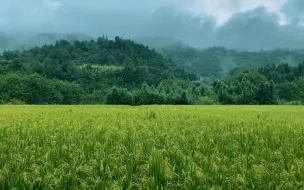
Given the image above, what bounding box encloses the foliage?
[160,46,304,78]
[195,96,218,105]
[1,36,304,105]
[0,36,194,86]
[214,71,277,105]
[80,90,104,105]
[132,82,197,105]
[104,86,135,105]
[0,73,83,105]
[277,81,300,101]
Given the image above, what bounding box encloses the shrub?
[196,96,218,105]
[5,99,26,105]
[133,90,167,105]
[104,86,134,105]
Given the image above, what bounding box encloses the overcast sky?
[0,0,296,27]
[1,0,304,50]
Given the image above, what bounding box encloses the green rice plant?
[0,105,303,189]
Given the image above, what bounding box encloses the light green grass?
[0,106,303,189]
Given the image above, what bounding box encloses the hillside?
[0,35,304,105]
[3,33,304,80]
[2,36,195,84]
[0,36,198,104]
[159,45,304,78]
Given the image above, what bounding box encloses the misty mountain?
[2,31,304,80]
[0,33,18,51]
[0,32,93,51]
[160,45,304,78]
[214,6,304,51]
[135,36,185,49]
[26,33,93,47]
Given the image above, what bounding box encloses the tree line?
[0,36,303,105]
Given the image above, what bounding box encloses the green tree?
[104,86,134,105]
[296,77,304,101]
[277,81,299,101]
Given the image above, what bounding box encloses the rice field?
[0,105,303,189]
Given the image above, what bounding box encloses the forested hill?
[3,32,304,80]
[0,36,198,105]
[0,36,195,86]
[159,45,304,78]
[1,35,304,105]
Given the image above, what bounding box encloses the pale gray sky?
[188,0,288,24]
[1,0,304,50]
[0,0,294,26]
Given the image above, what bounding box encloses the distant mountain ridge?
[27,33,93,47]
[1,32,304,79]
[160,45,304,78]
[0,32,93,51]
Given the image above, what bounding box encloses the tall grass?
[0,105,303,189]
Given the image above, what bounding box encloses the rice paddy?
[0,105,303,189]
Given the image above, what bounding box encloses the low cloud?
[281,0,304,24]
[1,0,304,50]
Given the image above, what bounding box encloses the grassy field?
[0,105,303,189]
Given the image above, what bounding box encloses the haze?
[1,0,304,50]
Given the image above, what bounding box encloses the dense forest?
[160,45,304,78]
[0,36,304,105]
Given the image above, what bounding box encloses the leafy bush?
[104,86,134,105]
[278,100,303,105]
[81,91,104,104]
[3,99,26,105]
[196,96,218,105]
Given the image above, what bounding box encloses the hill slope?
[159,45,304,78]
[0,36,199,104]
[1,36,195,86]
